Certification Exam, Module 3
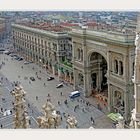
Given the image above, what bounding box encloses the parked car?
[0,48,5,52]
[30,77,35,81]
[17,57,23,61]
[24,61,33,65]
[47,76,55,81]
[69,91,80,99]
[9,53,15,57]
[3,50,9,54]
[56,83,63,88]
[3,110,12,116]
[5,52,11,55]
[14,56,20,60]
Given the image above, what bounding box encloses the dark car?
[0,49,5,51]
[56,83,63,88]
[5,52,11,55]
[47,76,55,81]
[17,57,23,61]
[30,77,35,81]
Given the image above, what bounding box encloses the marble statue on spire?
[129,12,140,129]
[135,32,140,48]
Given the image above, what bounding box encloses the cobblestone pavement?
[0,53,113,129]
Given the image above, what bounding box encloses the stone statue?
[37,101,61,128]
[66,116,78,128]
[135,32,140,48]
[116,116,124,129]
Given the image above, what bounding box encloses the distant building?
[0,18,6,42]
[70,27,135,121]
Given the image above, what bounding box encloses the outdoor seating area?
[93,91,108,106]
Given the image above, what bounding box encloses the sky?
[0,0,140,11]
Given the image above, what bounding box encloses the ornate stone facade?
[70,27,135,121]
[130,13,140,129]
[12,23,136,121]
[0,18,6,42]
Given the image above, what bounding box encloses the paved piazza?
[0,53,113,128]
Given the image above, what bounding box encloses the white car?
[3,110,12,116]
[24,61,33,65]
[56,83,63,88]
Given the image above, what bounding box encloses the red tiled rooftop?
[60,22,79,27]
[18,22,68,32]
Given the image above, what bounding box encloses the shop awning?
[107,113,122,122]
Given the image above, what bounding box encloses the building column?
[70,73,72,83]
[108,84,113,112]
[124,89,130,121]
[98,56,103,91]
[84,71,91,97]
[73,68,78,90]
[52,66,55,75]
[58,69,61,81]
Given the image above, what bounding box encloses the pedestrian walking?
[28,103,30,108]
[29,119,31,125]
[10,110,12,114]
[66,125,68,129]
[74,106,76,112]
[48,94,50,97]
[1,107,3,112]
[12,101,14,105]
[44,83,46,86]
[63,112,66,117]
[36,96,38,100]
[91,117,94,122]
[2,98,5,102]
[64,100,67,105]
[60,92,63,96]
[1,124,3,128]
[58,101,60,105]
[82,107,86,112]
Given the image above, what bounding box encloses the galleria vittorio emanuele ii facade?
[12,21,136,121]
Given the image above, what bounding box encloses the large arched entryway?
[89,52,108,105]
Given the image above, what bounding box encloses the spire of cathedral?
[130,12,140,129]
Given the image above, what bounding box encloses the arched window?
[81,49,83,61]
[132,62,135,75]
[78,48,80,60]
[119,61,123,75]
[114,59,118,74]
[78,73,84,86]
